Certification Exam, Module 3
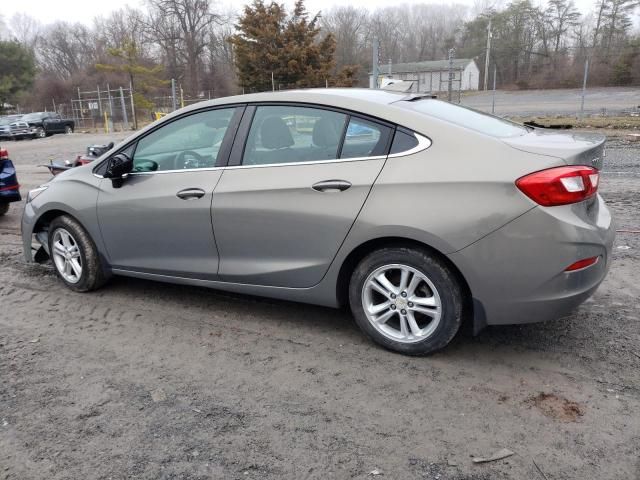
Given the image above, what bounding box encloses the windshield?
[21,113,44,121]
[0,118,10,125]
[399,99,528,138]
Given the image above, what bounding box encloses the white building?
[370,59,480,93]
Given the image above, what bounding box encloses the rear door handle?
[312,180,352,192]
[176,188,206,200]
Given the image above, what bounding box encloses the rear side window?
[400,99,528,138]
[390,129,419,155]
[243,105,347,166]
[341,117,391,159]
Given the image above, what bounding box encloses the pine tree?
[230,0,337,91]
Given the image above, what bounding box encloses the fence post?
[119,87,129,131]
[171,79,177,111]
[78,87,85,127]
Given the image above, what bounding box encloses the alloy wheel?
[51,228,83,284]
[361,263,442,344]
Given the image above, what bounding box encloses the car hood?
[502,129,606,170]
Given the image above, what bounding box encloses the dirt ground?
[1,132,639,480]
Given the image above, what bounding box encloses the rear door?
[211,104,393,288]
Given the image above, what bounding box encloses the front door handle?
[312,180,352,192]
[176,188,205,200]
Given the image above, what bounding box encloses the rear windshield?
[399,100,528,138]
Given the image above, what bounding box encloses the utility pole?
[580,57,589,119]
[119,87,129,131]
[171,78,177,111]
[371,38,379,89]
[447,48,455,102]
[492,65,497,114]
[483,18,492,91]
[388,58,392,76]
[129,80,137,130]
[271,72,275,92]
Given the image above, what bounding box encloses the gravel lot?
[1,132,639,479]
[461,86,640,117]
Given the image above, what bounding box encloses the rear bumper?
[449,195,614,326]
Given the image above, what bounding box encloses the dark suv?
[21,112,75,138]
[0,147,21,216]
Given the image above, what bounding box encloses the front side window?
[133,108,236,172]
[242,106,347,166]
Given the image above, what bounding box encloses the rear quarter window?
[400,100,528,138]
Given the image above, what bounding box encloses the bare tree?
[147,0,221,96]
[10,14,41,51]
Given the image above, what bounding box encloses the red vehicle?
[43,142,114,176]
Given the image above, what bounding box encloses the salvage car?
[21,112,74,138]
[21,89,614,355]
[0,147,21,216]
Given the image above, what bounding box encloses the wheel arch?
[335,236,480,334]
[31,208,110,272]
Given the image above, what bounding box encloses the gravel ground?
[1,133,639,479]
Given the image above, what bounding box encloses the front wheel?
[35,127,45,139]
[48,215,109,292]
[349,247,463,355]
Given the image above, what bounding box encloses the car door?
[42,114,58,133]
[97,106,243,279]
[211,104,393,288]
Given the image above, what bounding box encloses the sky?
[0,0,607,26]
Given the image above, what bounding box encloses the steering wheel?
[174,150,207,170]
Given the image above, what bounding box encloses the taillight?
[516,166,599,206]
[0,148,8,160]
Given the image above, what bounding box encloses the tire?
[48,215,109,292]
[35,127,45,139]
[349,247,463,355]
[64,125,73,134]
[0,203,9,216]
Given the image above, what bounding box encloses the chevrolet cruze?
[22,89,614,355]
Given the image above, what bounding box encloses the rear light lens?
[565,256,599,272]
[0,148,8,160]
[516,166,599,206]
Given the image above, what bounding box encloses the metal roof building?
[370,59,480,93]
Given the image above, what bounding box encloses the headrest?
[260,116,294,149]
[312,117,341,148]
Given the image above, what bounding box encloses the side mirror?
[104,153,133,188]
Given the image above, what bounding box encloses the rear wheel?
[349,247,463,355]
[48,215,109,292]
[0,203,9,216]
[64,125,73,134]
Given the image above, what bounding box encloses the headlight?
[27,185,48,203]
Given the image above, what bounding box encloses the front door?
[97,106,241,279]
[212,104,392,288]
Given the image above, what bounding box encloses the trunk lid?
[502,129,606,170]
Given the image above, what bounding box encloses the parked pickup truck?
[21,112,75,138]
[0,115,31,140]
